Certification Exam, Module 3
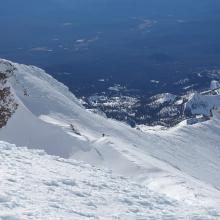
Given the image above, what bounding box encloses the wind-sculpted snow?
[0,141,219,220]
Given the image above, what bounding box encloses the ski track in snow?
[0,141,219,220]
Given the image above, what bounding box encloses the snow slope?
[185,92,220,116]
[1,59,220,216]
[0,141,219,220]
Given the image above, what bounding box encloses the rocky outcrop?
[0,60,18,128]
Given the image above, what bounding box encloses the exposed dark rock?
[0,60,18,128]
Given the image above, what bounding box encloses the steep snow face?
[0,60,93,157]
[1,59,220,210]
[0,141,219,220]
[185,92,220,116]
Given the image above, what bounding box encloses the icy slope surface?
[0,141,219,220]
[1,59,220,208]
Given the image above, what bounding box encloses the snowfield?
[0,141,219,220]
[1,59,220,218]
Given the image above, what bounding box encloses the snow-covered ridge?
[1,59,220,217]
[184,80,220,117]
[151,93,177,105]
[0,141,219,220]
[143,80,220,127]
[185,92,220,116]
